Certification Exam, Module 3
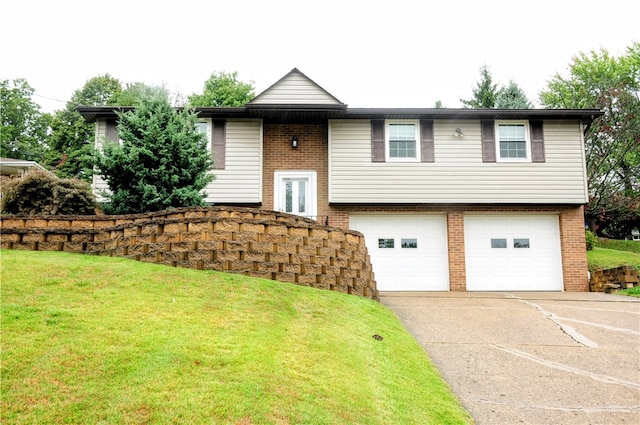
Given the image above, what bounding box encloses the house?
[0,157,48,177]
[78,68,603,292]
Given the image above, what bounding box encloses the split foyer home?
[78,68,603,293]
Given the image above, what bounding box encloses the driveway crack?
[508,295,599,348]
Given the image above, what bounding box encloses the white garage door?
[464,215,563,291]
[350,215,449,291]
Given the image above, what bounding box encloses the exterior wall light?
[291,136,299,148]
[454,128,464,137]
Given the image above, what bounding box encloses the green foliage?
[0,79,50,162]
[95,98,214,214]
[585,229,597,251]
[540,43,640,238]
[0,168,96,215]
[461,65,499,108]
[113,82,170,106]
[587,247,640,272]
[188,71,255,107]
[595,237,640,254]
[46,74,122,181]
[495,80,533,109]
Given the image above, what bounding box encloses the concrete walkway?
[380,292,640,425]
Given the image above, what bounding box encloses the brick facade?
[262,121,589,292]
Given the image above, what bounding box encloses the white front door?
[274,171,317,218]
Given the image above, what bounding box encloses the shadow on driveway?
[380,291,640,425]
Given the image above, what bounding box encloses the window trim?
[273,170,317,218]
[386,120,420,162]
[495,120,531,162]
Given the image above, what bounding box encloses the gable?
[249,68,345,106]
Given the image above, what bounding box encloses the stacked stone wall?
[0,206,378,299]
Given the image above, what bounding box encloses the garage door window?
[491,238,507,248]
[401,239,417,248]
[378,239,395,248]
[514,238,530,248]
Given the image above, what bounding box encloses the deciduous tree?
[540,43,640,238]
[46,74,122,180]
[0,79,50,162]
[188,71,255,107]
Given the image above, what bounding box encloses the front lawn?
[587,247,640,272]
[0,250,472,425]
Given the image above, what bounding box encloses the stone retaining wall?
[0,206,378,299]
[589,265,639,293]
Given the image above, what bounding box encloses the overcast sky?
[3,0,638,113]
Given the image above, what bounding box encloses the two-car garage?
[350,214,564,292]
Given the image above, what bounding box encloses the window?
[401,239,417,248]
[387,121,418,161]
[378,239,395,248]
[496,122,529,161]
[491,238,507,248]
[513,238,530,248]
[196,119,212,151]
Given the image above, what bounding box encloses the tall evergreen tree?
[461,65,499,108]
[95,98,213,214]
[495,80,533,109]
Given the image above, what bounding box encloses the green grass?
[595,237,640,253]
[0,250,472,425]
[587,247,640,272]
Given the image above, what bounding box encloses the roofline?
[248,68,347,106]
[77,105,604,123]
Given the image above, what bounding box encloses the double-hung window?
[196,118,212,152]
[496,121,529,161]
[387,121,419,161]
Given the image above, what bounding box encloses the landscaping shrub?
[595,237,640,254]
[585,229,597,251]
[1,168,96,215]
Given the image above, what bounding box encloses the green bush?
[595,237,640,254]
[1,168,96,215]
[585,229,597,251]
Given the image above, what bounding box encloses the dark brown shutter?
[530,120,545,162]
[106,119,118,142]
[371,120,385,162]
[481,120,496,162]
[212,120,226,169]
[420,119,434,162]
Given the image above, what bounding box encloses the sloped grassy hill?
[1,250,472,425]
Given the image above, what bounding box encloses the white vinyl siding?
[329,120,588,204]
[203,120,262,203]
[250,72,341,105]
[93,119,262,205]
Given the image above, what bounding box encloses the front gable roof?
[247,68,346,108]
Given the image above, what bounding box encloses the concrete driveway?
[380,292,640,425]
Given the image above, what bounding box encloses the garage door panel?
[350,215,449,291]
[465,215,562,291]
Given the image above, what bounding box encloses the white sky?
[2,0,638,113]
